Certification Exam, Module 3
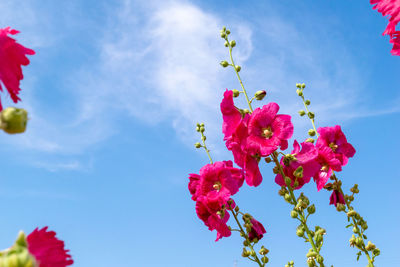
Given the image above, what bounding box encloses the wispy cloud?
[0,0,398,170]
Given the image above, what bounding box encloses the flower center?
[262,126,273,139]
[321,164,329,172]
[213,182,222,191]
[329,142,338,152]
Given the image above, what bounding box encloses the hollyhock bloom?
[0,27,35,110]
[313,146,342,191]
[275,140,320,189]
[248,103,293,156]
[370,0,400,55]
[221,89,242,141]
[195,192,232,241]
[188,161,244,202]
[329,189,345,207]
[27,227,74,267]
[248,218,266,242]
[316,126,356,166]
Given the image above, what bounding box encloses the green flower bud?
[361,222,368,230]
[293,166,304,178]
[226,30,230,34]
[261,256,269,264]
[349,235,356,247]
[259,247,269,255]
[243,109,250,114]
[305,138,315,143]
[284,176,292,186]
[0,107,28,134]
[301,83,306,89]
[350,184,359,194]
[224,41,229,47]
[316,255,324,264]
[194,142,201,148]
[336,203,346,212]
[200,126,205,133]
[307,204,316,214]
[235,65,241,72]
[298,110,306,116]
[365,241,376,251]
[234,206,239,212]
[315,234,322,243]
[347,210,357,217]
[305,100,311,105]
[296,228,304,237]
[308,129,316,136]
[296,89,303,96]
[284,193,291,202]
[232,89,240,97]
[220,60,229,67]
[307,112,315,119]
[243,240,249,246]
[200,123,204,127]
[265,157,272,163]
[222,26,226,32]
[220,32,226,38]
[352,227,358,233]
[230,40,236,47]
[290,210,298,218]
[306,251,318,258]
[242,248,250,257]
[250,250,256,256]
[254,90,267,100]
[356,237,364,247]
[373,248,380,256]
[296,83,301,88]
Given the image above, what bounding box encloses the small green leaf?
[363,234,367,239]
[346,224,353,228]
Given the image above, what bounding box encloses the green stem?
[200,132,213,164]
[271,152,325,267]
[301,96,318,137]
[228,205,264,267]
[226,39,253,112]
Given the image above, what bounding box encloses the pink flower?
[27,227,73,267]
[248,218,266,242]
[329,189,345,207]
[195,192,232,241]
[248,103,293,156]
[275,140,320,189]
[0,27,35,110]
[316,126,356,166]
[188,161,244,201]
[313,146,342,191]
[221,89,242,141]
[370,0,400,55]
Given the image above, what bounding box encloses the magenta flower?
[195,192,232,241]
[371,0,400,55]
[329,189,345,207]
[313,146,342,191]
[27,227,73,267]
[316,126,356,166]
[0,27,35,111]
[221,89,242,141]
[275,141,320,189]
[188,161,244,202]
[248,103,293,156]
[248,218,266,242]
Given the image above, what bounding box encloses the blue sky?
[0,0,399,266]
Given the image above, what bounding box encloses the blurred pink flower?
[27,227,73,267]
[0,27,35,110]
[329,189,345,207]
[248,218,266,242]
[370,0,400,55]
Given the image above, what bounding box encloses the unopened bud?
[305,100,311,105]
[347,210,357,217]
[261,256,269,264]
[373,248,380,256]
[194,142,201,148]
[296,89,303,96]
[220,60,229,67]
[254,90,267,100]
[232,89,240,97]
[230,40,236,47]
[259,247,269,255]
[305,138,315,143]
[298,110,306,116]
[293,166,304,178]
[307,204,316,214]
[265,157,272,163]
[336,203,346,212]
[284,193,291,202]
[301,83,306,89]
[224,41,229,47]
[296,83,301,88]
[306,251,318,258]
[308,129,316,136]
[291,210,298,218]
[316,255,324,264]
[235,65,241,72]
[0,107,28,134]
[296,228,304,237]
[226,29,230,34]
[349,235,356,247]
[365,241,376,251]
[307,112,315,119]
[220,32,226,38]
[356,237,364,247]
[284,176,292,186]
[234,206,239,212]
[243,109,250,114]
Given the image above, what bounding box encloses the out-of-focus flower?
[0,27,35,110]
[370,0,400,55]
[0,228,73,267]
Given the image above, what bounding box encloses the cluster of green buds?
[296,83,316,143]
[219,26,242,72]
[0,107,28,134]
[0,232,37,267]
[306,247,324,267]
[285,260,294,267]
[194,122,206,149]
